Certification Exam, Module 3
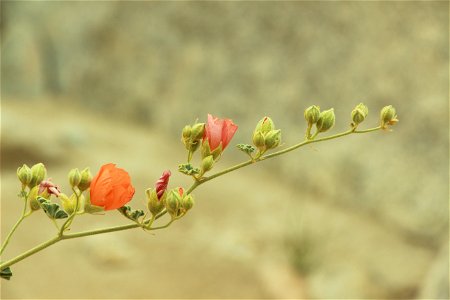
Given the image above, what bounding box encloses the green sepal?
[1,267,13,280]
[37,197,69,219]
[178,163,200,176]
[118,205,145,222]
[236,144,255,155]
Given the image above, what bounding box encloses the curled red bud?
[155,170,171,200]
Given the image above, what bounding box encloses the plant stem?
[0,199,29,256]
[188,126,382,194]
[0,219,175,270]
[0,236,61,270]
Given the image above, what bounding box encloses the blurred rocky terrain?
[1,1,448,298]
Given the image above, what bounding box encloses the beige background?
[1,1,448,298]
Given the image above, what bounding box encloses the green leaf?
[118,205,144,222]
[37,197,69,219]
[178,163,200,176]
[236,144,255,155]
[1,267,12,280]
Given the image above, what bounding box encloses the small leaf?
[38,197,69,219]
[178,163,200,176]
[1,267,12,280]
[118,205,144,222]
[236,144,255,155]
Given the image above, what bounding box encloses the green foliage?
[178,163,200,175]
[1,267,12,280]
[236,144,255,155]
[37,197,69,219]
[118,205,145,222]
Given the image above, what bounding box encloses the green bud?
[355,103,368,117]
[316,109,335,133]
[78,168,93,191]
[182,194,194,211]
[182,125,192,140]
[254,117,275,135]
[29,163,47,188]
[27,186,40,211]
[201,155,214,173]
[304,105,321,124]
[351,109,366,125]
[165,189,181,217]
[60,193,77,215]
[146,188,165,216]
[351,103,368,126]
[17,164,32,187]
[380,105,398,128]
[252,131,266,149]
[191,123,205,140]
[265,129,282,149]
[68,168,82,188]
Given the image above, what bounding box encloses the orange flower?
[90,163,135,210]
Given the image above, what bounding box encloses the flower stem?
[187,126,382,194]
[0,219,176,270]
[0,199,30,256]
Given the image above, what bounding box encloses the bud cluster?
[303,105,336,138]
[15,162,99,218]
[252,117,282,156]
[146,171,194,221]
[180,114,238,177]
[181,122,205,162]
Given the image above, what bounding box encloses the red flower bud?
[203,114,238,151]
[38,178,61,197]
[155,170,171,200]
[90,163,135,211]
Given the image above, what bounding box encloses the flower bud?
[146,188,165,216]
[78,168,93,191]
[351,103,368,126]
[27,186,40,210]
[201,155,214,173]
[252,131,265,149]
[182,194,194,211]
[316,109,335,133]
[380,105,398,128]
[38,179,61,198]
[304,105,321,125]
[68,168,82,188]
[191,123,205,140]
[59,193,77,215]
[254,117,275,135]
[29,163,47,187]
[264,129,281,149]
[17,164,32,187]
[165,189,182,217]
[182,125,192,140]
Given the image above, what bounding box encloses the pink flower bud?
[203,114,238,152]
[38,178,61,197]
[155,170,171,200]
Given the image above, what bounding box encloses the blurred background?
[1,1,448,298]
